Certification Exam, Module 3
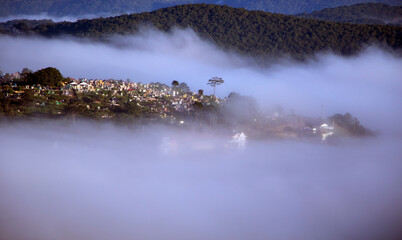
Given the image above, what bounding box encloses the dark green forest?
[0,0,400,17]
[223,0,401,14]
[296,3,402,25]
[2,4,400,59]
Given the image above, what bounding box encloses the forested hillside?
[224,0,401,14]
[6,4,400,59]
[0,0,401,17]
[296,3,402,25]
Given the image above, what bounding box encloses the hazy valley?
[1,2,402,240]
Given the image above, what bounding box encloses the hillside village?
[63,78,218,117]
[0,68,373,141]
[0,69,221,119]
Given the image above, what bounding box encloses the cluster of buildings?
[0,74,221,118]
[63,78,220,114]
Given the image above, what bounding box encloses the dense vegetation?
[0,19,53,32]
[330,113,374,136]
[0,0,400,17]
[3,4,400,59]
[296,3,402,25]
[223,0,401,14]
[25,67,64,87]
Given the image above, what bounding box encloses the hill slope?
[223,0,401,14]
[296,3,402,25]
[2,4,401,59]
[0,0,401,17]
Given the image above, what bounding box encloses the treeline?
[224,0,401,14]
[5,4,401,59]
[330,113,374,136]
[0,19,53,32]
[296,3,402,25]
[1,0,401,17]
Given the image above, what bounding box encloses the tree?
[21,90,35,107]
[178,82,190,93]
[198,89,204,96]
[21,68,33,82]
[3,73,11,81]
[207,77,224,97]
[14,22,29,32]
[329,112,373,136]
[223,92,258,125]
[27,67,63,87]
[21,68,33,74]
[171,80,179,88]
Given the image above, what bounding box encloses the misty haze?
[1,2,402,240]
[1,120,402,240]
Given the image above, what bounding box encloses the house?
[320,123,335,141]
[320,123,334,133]
[230,132,247,148]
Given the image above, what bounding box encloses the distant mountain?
[0,0,401,17]
[296,3,402,25]
[3,4,400,59]
[221,0,402,14]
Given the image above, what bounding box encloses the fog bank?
[1,122,402,240]
[0,12,126,23]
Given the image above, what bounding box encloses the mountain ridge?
[1,0,401,17]
[296,3,402,25]
[1,4,401,60]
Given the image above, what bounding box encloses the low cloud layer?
[1,122,402,240]
[0,12,125,23]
